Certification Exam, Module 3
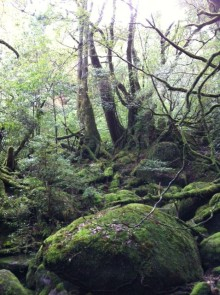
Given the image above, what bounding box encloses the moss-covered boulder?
[148,141,181,167]
[193,192,220,234]
[190,282,212,295]
[200,232,220,269]
[0,269,31,295]
[132,158,185,186]
[0,255,32,280]
[37,204,202,295]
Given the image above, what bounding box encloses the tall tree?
[76,0,101,151]
[89,30,125,145]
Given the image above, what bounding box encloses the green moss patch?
[200,232,220,269]
[190,282,212,295]
[104,189,140,205]
[0,269,31,295]
[38,204,202,294]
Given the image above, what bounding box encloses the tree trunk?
[89,31,125,145]
[126,3,140,130]
[77,0,101,151]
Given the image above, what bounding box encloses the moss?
[134,183,162,197]
[38,204,202,294]
[190,282,212,295]
[164,182,220,201]
[104,190,140,205]
[193,201,220,225]
[212,266,220,275]
[113,151,136,171]
[0,195,32,221]
[0,269,31,295]
[123,177,143,189]
[114,151,136,163]
[109,172,121,192]
[103,166,114,177]
[76,163,104,184]
[200,232,220,269]
[55,282,65,292]
[0,255,30,276]
[209,193,220,206]
[161,202,178,216]
[0,179,6,198]
[0,247,21,256]
[39,286,50,295]
[183,182,211,192]
[148,142,181,166]
[26,259,38,289]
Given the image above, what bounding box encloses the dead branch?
[0,40,19,58]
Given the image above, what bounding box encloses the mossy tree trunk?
[76,0,101,151]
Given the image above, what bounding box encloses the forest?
[0,0,220,294]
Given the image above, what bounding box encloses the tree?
[76,0,101,152]
[89,29,125,145]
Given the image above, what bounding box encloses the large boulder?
[149,141,181,167]
[0,269,31,295]
[37,204,202,295]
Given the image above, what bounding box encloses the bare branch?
[187,15,220,31]
[144,20,217,68]
[95,38,220,99]
[0,40,19,58]
[198,10,220,17]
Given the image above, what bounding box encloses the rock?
[104,190,141,206]
[26,261,79,295]
[190,282,212,295]
[109,172,121,192]
[193,192,220,234]
[200,232,220,269]
[133,158,186,186]
[0,255,32,280]
[149,141,181,167]
[175,182,220,225]
[37,204,202,295]
[212,266,220,275]
[0,269,31,295]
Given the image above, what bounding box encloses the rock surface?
[200,232,220,269]
[0,269,31,295]
[37,203,203,294]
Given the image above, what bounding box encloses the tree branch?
[144,20,217,68]
[187,15,220,31]
[0,40,19,58]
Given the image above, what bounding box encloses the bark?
[89,31,125,145]
[77,0,101,150]
[126,6,140,130]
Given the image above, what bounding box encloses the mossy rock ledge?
[0,269,31,295]
[37,204,203,295]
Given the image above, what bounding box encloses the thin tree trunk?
[126,1,140,130]
[77,0,100,150]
